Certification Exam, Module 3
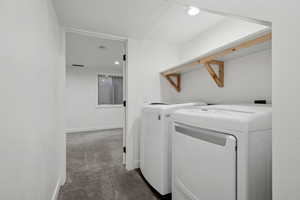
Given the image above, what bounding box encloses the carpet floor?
[58,129,170,200]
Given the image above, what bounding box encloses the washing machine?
[171,104,272,200]
[140,102,206,195]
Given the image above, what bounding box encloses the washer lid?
[172,104,272,132]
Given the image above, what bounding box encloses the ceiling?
[53,0,225,44]
[66,32,125,69]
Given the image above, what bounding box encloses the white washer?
[171,105,272,200]
[140,102,206,195]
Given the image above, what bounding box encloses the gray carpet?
[58,129,168,200]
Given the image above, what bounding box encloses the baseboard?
[51,177,63,200]
[134,159,140,169]
[66,127,123,134]
[60,170,66,186]
[126,158,140,171]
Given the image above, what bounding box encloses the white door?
[173,123,237,200]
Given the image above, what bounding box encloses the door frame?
[122,40,128,165]
[64,27,128,166]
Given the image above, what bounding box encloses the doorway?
[64,30,127,165]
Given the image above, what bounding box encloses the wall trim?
[66,127,123,134]
[64,27,128,42]
[51,177,63,200]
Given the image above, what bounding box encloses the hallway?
[58,129,165,200]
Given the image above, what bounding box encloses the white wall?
[126,39,179,169]
[66,67,124,132]
[179,18,269,64]
[163,49,272,104]
[0,0,65,200]
[272,13,300,200]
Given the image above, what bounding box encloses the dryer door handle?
[174,123,230,146]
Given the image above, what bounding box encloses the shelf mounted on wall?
[161,32,272,92]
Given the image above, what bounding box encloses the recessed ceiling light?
[187,6,200,16]
[114,61,120,65]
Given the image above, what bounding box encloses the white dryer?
[171,104,272,200]
[140,102,206,195]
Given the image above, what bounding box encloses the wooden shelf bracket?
[165,73,181,92]
[204,60,224,88]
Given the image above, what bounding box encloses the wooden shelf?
[161,32,272,92]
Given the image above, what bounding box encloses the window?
[98,75,123,105]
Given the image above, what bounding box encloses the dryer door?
[172,123,237,200]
